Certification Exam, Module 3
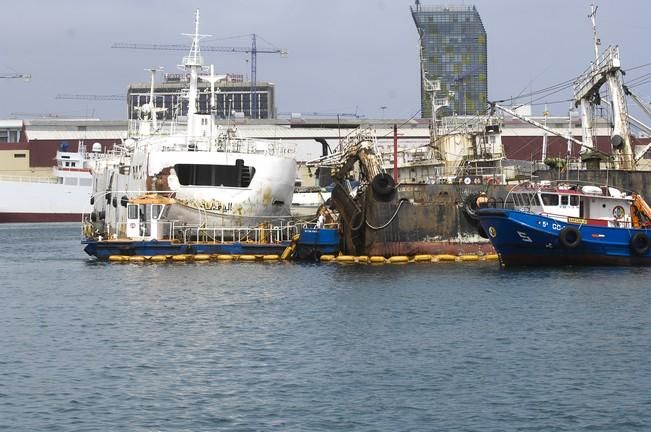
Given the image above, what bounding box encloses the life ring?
[129,223,136,229]
[612,205,625,220]
[630,232,650,256]
[559,226,581,248]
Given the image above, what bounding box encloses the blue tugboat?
[477,182,651,267]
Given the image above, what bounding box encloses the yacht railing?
[82,219,325,244]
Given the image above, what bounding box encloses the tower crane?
[0,73,31,80]
[112,34,287,119]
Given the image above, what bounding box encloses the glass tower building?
[411,3,487,118]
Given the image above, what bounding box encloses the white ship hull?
[0,178,91,222]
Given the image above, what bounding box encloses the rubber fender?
[485,254,499,261]
[369,256,386,264]
[460,255,480,262]
[239,255,257,261]
[172,254,189,261]
[413,254,433,262]
[129,256,146,262]
[216,255,234,261]
[463,193,481,219]
[630,232,650,256]
[263,254,280,260]
[559,226,581,248]
[371,173,396,200]
[150,255,167,262]
[436,254,458,262]
[280,245,294,260]
[108,255,127,262]
[356,256,369,263]
[336,255,356,263]
[388,255,409,263]
[194,254,211,261]
[320,254,335,262]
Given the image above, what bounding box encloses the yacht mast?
[182,9,209,136]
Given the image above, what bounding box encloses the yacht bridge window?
[175,159,255,187]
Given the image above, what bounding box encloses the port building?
[127,73,276,120]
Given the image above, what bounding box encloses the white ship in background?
[0,142,102,222]
[89,10,296,239]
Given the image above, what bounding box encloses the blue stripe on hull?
[82,240,290,260]
[478,209,651,267]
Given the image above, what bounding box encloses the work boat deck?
[82,194,339,260]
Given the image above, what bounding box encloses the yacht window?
[151,204,163,220]
[570,195,579,206]
[533,194,542,206]
[541,193,559,206]
[128,204,138,219]
[560,195,569,205]
[175,159,256,187]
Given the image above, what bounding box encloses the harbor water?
[1,223,650,431]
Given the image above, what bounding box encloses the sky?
[1,0,650,121]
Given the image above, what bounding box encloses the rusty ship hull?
[332,180,510,257]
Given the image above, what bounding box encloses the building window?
[14,153,26,158]
[0,129,20,143]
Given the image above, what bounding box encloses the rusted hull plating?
[336,183,510,257]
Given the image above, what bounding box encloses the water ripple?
[1,224,650,430]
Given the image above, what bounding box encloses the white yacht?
[89,10,296,239]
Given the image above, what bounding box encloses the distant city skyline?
[1,1,650,120]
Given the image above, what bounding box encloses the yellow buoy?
[369,256,386,264]
[239,255,257,261]
[280,244,295,260]
[150,255,167,262]
[460,254,480,262]
[413,254,433,262]
[216,254,234,261]
[336,255,355,263]
[356,256,369,263]
[193,254,211,261]
[263,254,280,260]
[485,254,499,261]
[320,254,335,262]
[388,255,409,264]
[436,254,458,262]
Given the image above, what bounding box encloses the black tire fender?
[371,173,395,199]
[559,226,581,248]
[630,232,650,256]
